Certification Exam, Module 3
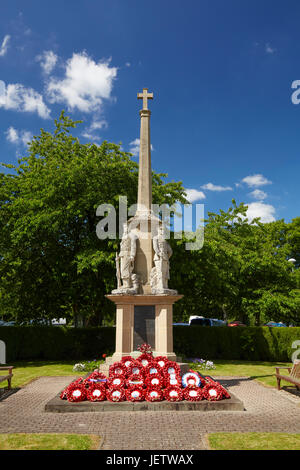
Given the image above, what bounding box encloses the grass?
[187,359,294,388]
[0,358,296,390]
[0,433,101,450]
[207,432,300,450]
[0,359,105,390]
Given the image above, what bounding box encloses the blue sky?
[0,0,300,224]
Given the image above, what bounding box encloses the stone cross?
[137,88,153,110]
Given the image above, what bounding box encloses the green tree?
[171,201,299,326]
[0,112,187,325]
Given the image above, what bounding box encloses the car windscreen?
[190,318,211,326]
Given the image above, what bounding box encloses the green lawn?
[208,432,300,450]
[187,359,293,388]
[0,433,101,450]
[0,358,296,390]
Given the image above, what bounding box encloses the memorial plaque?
[133,305,155,349]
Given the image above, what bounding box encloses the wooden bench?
[275,362,300,390]
[0,366,14,390]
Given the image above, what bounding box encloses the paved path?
[0,376,300,450]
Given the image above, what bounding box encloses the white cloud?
[201,182,232,191]
[129,138,154,157]
[129,138,140,157]
[0,35,10,57]
[249,189,267,200]
[242,174,272,188]
[0,80,50,119]
[125,62,131,67]
[265,43,276,54]
[81,119,108,142]
[184,188,206,203]
[5,126,18,143]
[245,202,276,223]
[46,52,117,112]
[36,50,58,74]
[5,126,33,147]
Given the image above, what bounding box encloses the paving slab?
[1,375,300,450]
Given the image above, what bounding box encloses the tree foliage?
[0,112,186,325]
[0,112,298,326]
[171,203,300,325]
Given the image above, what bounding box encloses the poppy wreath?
[203,384,223,401]
[66,383,87,402]
[182,371,202,388]
[145,387,164,402]
[163,386,183,402]
[60,378,82,400]
[86,384,106,402]
[60,388,68,400]
[121,356,135,372]
[137,343,153,355]
[126,373,145,389]
[145,363,162,376]
[164,373,182,388]
[125,386,145,402]
[218,385,231,399]
[136,353,153,368]
[88,371,107,380]
[183,386,204,402]
[153,356,169,370]
[108,376,126,389]
[163,361,181,376]
[86,376,108,387]
[109,361,127,377]
[127,360,145,377]
[145,373,164,389]
[107,388,126,402]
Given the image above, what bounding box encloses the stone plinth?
[99,294,183,375]
[45,391,244,413]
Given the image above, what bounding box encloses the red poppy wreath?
[203,384,223,401]
[66,383,87,402]
[145,373,164,389]
[126,373,145,389]
[108,376,126,389]
[109,362,127,377]
[106,388,126,402]
[125,386,145,402]
[86,384,106,402]
[145,388,164,402]
[153,356,169,370]
[136,353,153,368]
[164,373,182,388]
[145,363,162,376]
[127,360,145,377]
[163,386,183,402]
[163,361,181,376]
[183,386,203,402]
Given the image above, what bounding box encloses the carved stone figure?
[112,223,139,294]
[151,225,177,295]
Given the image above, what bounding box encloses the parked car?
[228,320,247,327]
[188,316,227,327]
[173,322,189,326]
[264,321,287,327]
[0,320,16,326]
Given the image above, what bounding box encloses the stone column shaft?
[137,109,152,213]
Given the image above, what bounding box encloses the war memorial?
[45,89,243,412]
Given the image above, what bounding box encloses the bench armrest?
[0,366,14,372]
[275,367,291,373]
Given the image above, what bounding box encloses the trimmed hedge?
[0,326,115,362]
[0,325,299,362]
[173,326,300,362]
